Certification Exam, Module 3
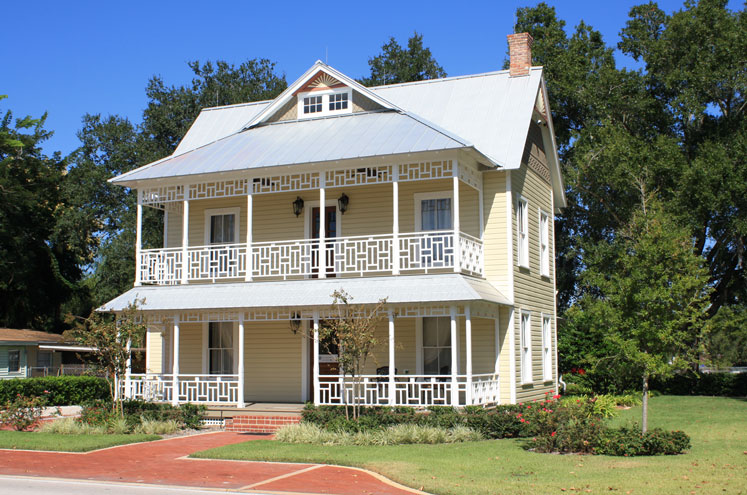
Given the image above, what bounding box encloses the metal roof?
[173,101,270,155]
[99,275,511,312]
[112,111,469,184]
[370,68,543,169]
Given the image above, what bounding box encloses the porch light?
[289,312,302,334]
[292,197,304,217]
[337,193,349,214]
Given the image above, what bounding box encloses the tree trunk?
[641,374,649,434]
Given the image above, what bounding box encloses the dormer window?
[297,88,352,119]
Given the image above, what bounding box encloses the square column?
[313,311,320,405]
[450,305,459,406]
[181,198,189,284]
[135,201,143,286]
[172,316,180,406]
[125,337,132,399]
[237,316,245,406]
[245,193,253,281]
[465,306,473,405]
[318,187,326,278]
[388,309,396,405]
[392,165,400,275]
[452,166,461,273]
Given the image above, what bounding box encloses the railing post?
[318,186,326,278]
[450,305,459,407]
[181,196,190,284]
[388,309,396,405]
[245,193,253,282]
[313,311,320,405]
[465,306,473,405]
[172,316,180,406]
[237,315,245,407]
[452,162,461,273]
[135,198,143,286]
[392,164,400,275]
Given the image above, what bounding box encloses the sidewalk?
[0,431,423,495]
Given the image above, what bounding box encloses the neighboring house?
[102,33,565,408]
[0,328,91,378]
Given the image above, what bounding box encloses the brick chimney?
[507,32,534,77]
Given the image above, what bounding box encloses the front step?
[224,413,302,433]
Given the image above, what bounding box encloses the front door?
[311,206,336,277]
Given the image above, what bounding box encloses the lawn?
[192,396,747,495]
[0,431,160,452]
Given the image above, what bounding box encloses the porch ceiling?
[99,274,510,313]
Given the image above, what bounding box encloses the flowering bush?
[0,392,50,431]
[597,426,690,456]
[521,393,605,454]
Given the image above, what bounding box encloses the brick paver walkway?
[0,431,422,495]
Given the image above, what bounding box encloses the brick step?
[224,414,301,433]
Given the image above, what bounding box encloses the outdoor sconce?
[289,312,302,334]
[292,197,304,217]
[338,193,349,214]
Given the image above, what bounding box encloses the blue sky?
[1,0,740,157]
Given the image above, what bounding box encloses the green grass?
[0,431,160,452]
[192,396,747,495]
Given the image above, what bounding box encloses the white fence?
[122,374,239,404]
[139,231,483,285]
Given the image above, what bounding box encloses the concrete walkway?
[0,431,424,495]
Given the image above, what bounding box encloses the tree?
[67,301,146,414]
[314,290,387,419]
[359,32,446,86]
[704,305,747,368]
[567,200,712,432]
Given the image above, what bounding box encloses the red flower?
[551,431,556,437]
[578,368,586,375]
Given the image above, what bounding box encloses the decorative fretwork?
[527,154,551,183]
[324,166,392,188]
[251,172,320,194]
[191,179,251,200]
[139,185,185,206]
[398,160,453,182]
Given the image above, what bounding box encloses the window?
[37,351,52,369]
[542,316,552,381]
[329,92,348,111]
[209,213,236,244]
[303,95,323,114]
[420,198,452,231]
[208,322,234,375]
[540,211,550,277]
[423,317,451,375]
[8,350,20,373]
[520,312,532,384]
[517,198,529,268]
[416,193,453,267]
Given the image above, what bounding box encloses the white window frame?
[539,209,550,277]
[204,207,240,245]
[520,310,532,384]
[414,191,454,232]
[517,197,529,268]
[297,88,352,119]
[542,314,552,382]
[421,316,452,376]
[202,321,238,375]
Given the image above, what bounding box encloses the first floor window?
[208,322,234,375]
[303,95,323,114]
[520,312,532,383]
[37,351,52,369]
[423,317,451,375]
[542,316,552,381]
[8,350,20,373]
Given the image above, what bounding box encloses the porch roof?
[99,274,510,313]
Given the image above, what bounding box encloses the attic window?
[329,92,348,111]
[303,96,323,114]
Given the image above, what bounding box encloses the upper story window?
[517,197,529,268]
[297,89,352,119]
[539,211,550,277]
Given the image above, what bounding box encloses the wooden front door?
[311,206,337,277]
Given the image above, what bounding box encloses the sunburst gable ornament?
[308,73,341,89]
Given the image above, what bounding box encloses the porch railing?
[138,230,483,285]
[122,374,239,404]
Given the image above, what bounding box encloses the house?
[102,33,565,409]
[0,328,97,378]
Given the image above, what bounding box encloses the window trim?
[297,88,352,119]
[414,191,454,232]
[539,209,550,277]
[520,310,532,385]
[420,316,452,376]
[8,349,21,373]
[203,207,240,245]
[517,197,529,268]
[202,321,238,375]
[541,314,552,382]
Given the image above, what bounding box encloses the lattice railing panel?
[398,231,454,272]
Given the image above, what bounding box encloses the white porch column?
[125,337,132,399]
[313,311,320,405]
[494,315,501,375]
[181,197,190,285]
[135,200,143,286]
[507,308,517,404]
[392,165,400,275]
[172,316,180,406]
[388,309,396,405]
[237,315,245,406]
[318,187,326,278]
[245,193,253,281]
[465,306,473,405]
[452,164,461,273]
[450,305,459,406]
[478,185,484,239]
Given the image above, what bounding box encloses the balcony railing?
[139,230,483,285]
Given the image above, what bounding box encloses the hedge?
[0,376,110,405]
[651,372,747,397]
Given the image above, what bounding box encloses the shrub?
[464,408,525,439]
[0,393,49,431]
[614,393,643,407]
[522,396,605,454]
[597,426,691,456]
[78,399,117,427]
[0,376,109,406]
[38,417,107,434]
[121,400,206,429]
[652,372,747,397]
[133,417,180,435]
[277,422,483,446]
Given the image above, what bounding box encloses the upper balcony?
[132,157,486,287]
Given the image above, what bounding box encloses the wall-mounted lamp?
[292,197,304,217]
[338,193,349,214]
[289,312,302,334]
